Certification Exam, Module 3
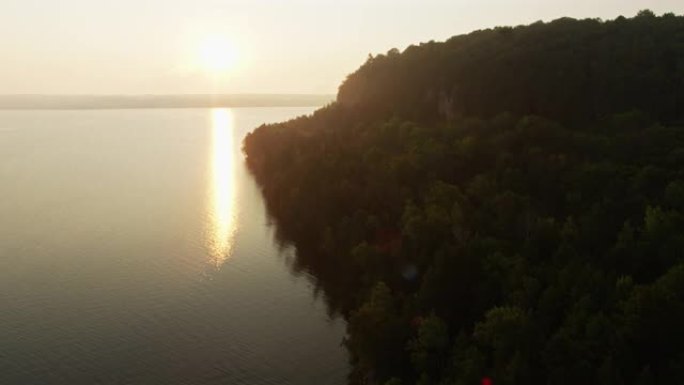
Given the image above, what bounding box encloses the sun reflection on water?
[208,108,237,267]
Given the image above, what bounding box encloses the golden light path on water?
[208,108,238,267]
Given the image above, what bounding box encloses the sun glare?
[198,36,241,76]
[208,108,237,267]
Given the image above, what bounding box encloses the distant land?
[0,94,335,110]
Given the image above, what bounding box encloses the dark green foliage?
[244,11,684,385]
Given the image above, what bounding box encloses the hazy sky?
[1,0,682,95]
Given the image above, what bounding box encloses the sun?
[197,36,241,76]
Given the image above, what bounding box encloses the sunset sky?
[2,0,682,95]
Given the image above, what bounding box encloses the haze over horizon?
[2,0,683,95]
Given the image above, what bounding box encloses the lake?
[0,108,348,384]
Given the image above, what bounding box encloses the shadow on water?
[253,176,364,321]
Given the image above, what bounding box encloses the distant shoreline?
[0,94,334,110]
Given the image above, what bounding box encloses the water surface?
[0,108,347,384]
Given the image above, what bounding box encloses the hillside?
[244,11,684,385]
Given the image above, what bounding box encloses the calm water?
[0,108,348,384]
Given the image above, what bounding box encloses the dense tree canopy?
[244,11,684,385]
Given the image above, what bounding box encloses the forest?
[244,11,684,385]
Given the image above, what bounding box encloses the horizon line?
[0,93,336,97]
[0,93,335,110]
